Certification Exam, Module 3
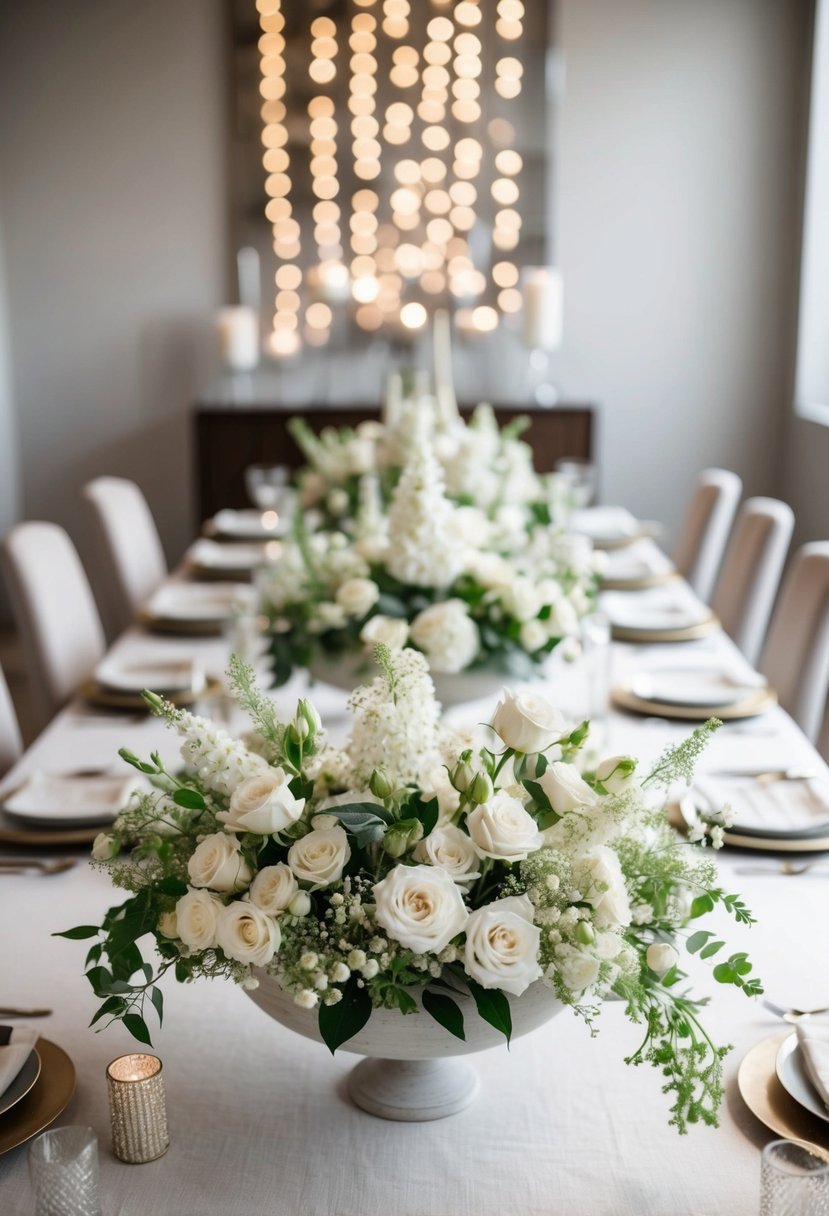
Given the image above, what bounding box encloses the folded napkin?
[693,775,829,835]
[797,1023,829,1109]
[0,1025,38,1098]
[5,772,142,821]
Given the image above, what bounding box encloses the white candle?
[522,267,564,351]
[216,306,260,372]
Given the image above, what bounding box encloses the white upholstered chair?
[710,497,794,666]
[81,477,167,639]
[759,543,829,745]
[1,522,106,730]
[0,662,22,777]
[673,469,742,602]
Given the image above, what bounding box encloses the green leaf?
[465,978,512,1045]
[690,894,715,919]
[422,990,466,1041]
[713,963,736,984]
[326,807,390,846]
[524,780,555,816]
[318,982,373,1054]
[172,787,205,811]
[700,940,726,960]
[155,876,188,897]
[89,995,126,1027]
[409,795,439,839]
[53,925,100,940]
[661,965,681,987]
[122,1013,153,1046]
[150,987,164,1027]
[85,965,113,994]
[85,943,103,967]
[686,930,712,954]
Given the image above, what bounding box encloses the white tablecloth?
[1,578,828,1214]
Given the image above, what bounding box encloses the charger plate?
[610,613,720,643]
[0,1039,76,1155]
[738,1032,829,1163]
[670,799,829,853]
[137,611,225,637]
[600,569,678,591]
[188,562,255,583]
[80,677,222,710]
[612,682,777,721]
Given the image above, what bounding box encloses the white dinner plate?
[146,582,255,623]
[570,506,641,546]
[211,509,287,540]
[95,657,206,695]
[692,773,829,838]
[629,667,764,708]
[602,587,711,633]
[3,772,142,826]
[0,1048,41,1118]
[187,539,268,572]
[777,1034,829,1125]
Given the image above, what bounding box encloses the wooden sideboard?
[193,400,596,522]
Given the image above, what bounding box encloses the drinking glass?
[760,1139,829,1215]
[29,1127,101,1216]
[244,464,291,511]
[555,458,598,509]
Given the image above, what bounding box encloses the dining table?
[1,514,828,1216]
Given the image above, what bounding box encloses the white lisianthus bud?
[92,832,119,861]
[336,577,380,618]
[288,891,312,917]
[491,689,565,754]
[647,943,679,975]
[596,755,638,795]
[297,698,322,737]
[383,818,424,858]
[369,768,394,800]
[468,770,494,805]
[575,920,595,946]
[451,757,475,792]
[538,762,599,816]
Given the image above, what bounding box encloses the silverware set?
[0,858,77,876]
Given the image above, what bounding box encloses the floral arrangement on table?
[61,647,762,1133]
[260,426,602,686]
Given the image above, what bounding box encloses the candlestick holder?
[106,1054,169,1164]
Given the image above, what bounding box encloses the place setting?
[600,583,721,643]
[569,505,647,549]
[738,1021,829,1165]
[676,766,829,853]
[0,1026,76,1158]
[79,655,222,710]
[0,767,145,848]
[138,581,258,637]
[184,537,275,582]
[612,661,777,721]
[599,538,677,590]
[202,507,290,545]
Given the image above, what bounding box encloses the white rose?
[309,602,348,633]
[519,619,548,653]
[187,832,252,892]
[92,832,118,861]
[549,598,579,637]
[216,900,280,966]
[466,552,514,590]
[595,755,638,795]
[360,614,409,650]
[414,825,481,885]
[556,943,600,994]
[336,577,380,618]
[158,910,178,939]
[217,768,305,835]
[491,689,565,753]
[500,576,542,623]
[249,863,298,914]
[373,863,469,954]
[463,894,542,996]
[288,825,351,886]
[175,887,222,951]
[647,942,679,974]
[466,792,542,862]
[579,845,632,930]
[410,600,479,674]
[538,762,599,815]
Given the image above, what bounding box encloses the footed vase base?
[347,1057,480,1122]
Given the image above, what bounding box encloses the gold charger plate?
[137,610,225,637]
[187,562,255,584]
[591,531,647,551]
[0,1039,76,1155]
[669,800,829,853]
[600,569,678,591]
[738,1032,829,1162]
[610,613,721,643]
[612,682,777,722]
[80,676,222,710]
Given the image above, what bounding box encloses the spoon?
[764,998,829,1022]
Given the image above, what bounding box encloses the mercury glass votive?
[106,1054,169,1164]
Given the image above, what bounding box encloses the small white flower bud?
[288,891,312,917]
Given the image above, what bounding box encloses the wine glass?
[244,464,291,511]
[554,458,597,510]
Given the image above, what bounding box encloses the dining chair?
[0,522,106,731]
[673,468,742,602]
[759,542,829,744]
[0,662,22,778]
[81,476,167,639]
[709,497,794,666]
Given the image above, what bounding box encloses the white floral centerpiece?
[62,648,761,1130]
[260,427,601,691]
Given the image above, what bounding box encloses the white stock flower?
[463,894,542,996]
[249,863,298,914]
[187,832,252,893]
[647,943,679,974]
[373,863,469,954]
[555,943,600,994]
[336,577,380,618]
[175,887,222,952]
[491,689,565,754]
[360,614,409,650]
[216,901,280,967]
[596,755,638,795]
[466,792,542,862]
[410,600,479,673]
[288,825,351,886]
[538,762,599,816]
[217,768,304,835]
[176,711,266,798]
[347,648,442,789]
[385,443,468,588]
[414,824,481,885]
[579,846,632,930]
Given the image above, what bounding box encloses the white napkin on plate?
[693,775,829,834]
[4,772,142,824]
[797,1023,829,1108]
[0,1026,38,1097]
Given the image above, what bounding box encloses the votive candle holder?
[106,1054,169,1164]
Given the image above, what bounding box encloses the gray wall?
[0,0,229,583]
[0,0,815,577]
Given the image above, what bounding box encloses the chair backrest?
[81,477,167,638]
[760,542,829,744]
[0,661,22,778]
[674,468,742,602]
[1,522,106,730]
[710,497,794,666]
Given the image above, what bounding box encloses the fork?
[735,860,829,877]
[764,998,829,1021]
[0,858,77,876]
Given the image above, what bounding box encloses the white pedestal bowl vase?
[307,651,511,710]
[244,973,563,1122]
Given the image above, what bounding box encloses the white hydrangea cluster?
[385,441,469,588]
